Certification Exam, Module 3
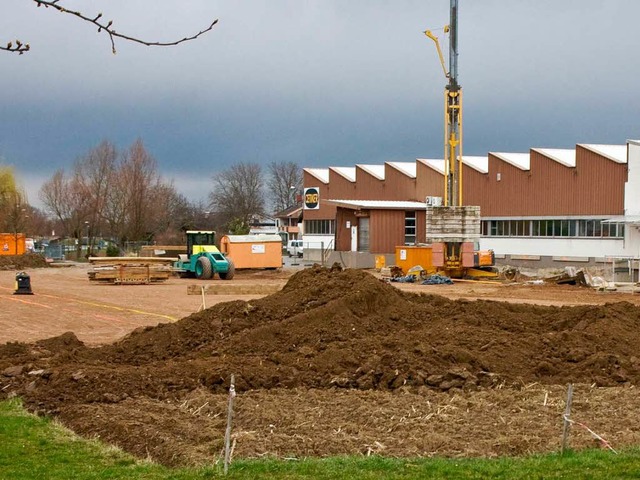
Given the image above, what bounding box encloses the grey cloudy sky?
[1,0,639,207]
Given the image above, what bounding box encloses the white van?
[287,240,303,258]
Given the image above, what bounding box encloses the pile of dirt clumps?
[0,253,49,270]
[2,265,640,465]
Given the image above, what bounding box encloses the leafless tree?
[40,168,93,257]
[267,161,303,213]
[74,140,117,252]
[208,163,265,232]
[116,139,164,244]
[2,0,218,55]
[2,188,29,253]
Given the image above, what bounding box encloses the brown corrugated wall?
[304,146,628,253]
[355,167,385,200]
[370,210,406,253]
[463,149,626,217]
[334,208,359,251]
[416,161,445,200]
[385,165,417,201]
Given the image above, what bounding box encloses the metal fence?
[43,244,64,260]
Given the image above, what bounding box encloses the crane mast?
[444,0,462,207]
[425,0,463,207]
[423,0,495,278]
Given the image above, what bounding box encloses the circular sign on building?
[304,187,320,210]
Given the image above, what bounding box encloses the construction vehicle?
[173,230,235,280]
[424,0,496,279]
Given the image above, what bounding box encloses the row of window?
[304,219,335,235]
[304,217,625,240]
[482,219,625,238]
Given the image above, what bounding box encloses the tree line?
[1,139,303,252]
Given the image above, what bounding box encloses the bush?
[105,244,120,257]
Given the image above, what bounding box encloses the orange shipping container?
[0,233,26,256]
[395,245,435,274]
[219,234,282,269]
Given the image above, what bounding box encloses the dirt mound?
[2,266,640,465]
[0,253,49,270]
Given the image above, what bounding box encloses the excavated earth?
[2,266,640,466]
[0,253,49,270]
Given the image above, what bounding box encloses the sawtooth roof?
[325,199,427,210]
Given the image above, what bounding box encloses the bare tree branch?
[4,0,218,54]
[0,40,30,54]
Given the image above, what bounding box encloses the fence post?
[224,374,236,475]
[561,383,574,454]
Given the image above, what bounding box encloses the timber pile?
[87,257,177,285]
[139,245,186,258]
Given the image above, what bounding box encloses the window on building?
[483,219,623,239]
[304,219,335,235]
[404,211,416,245]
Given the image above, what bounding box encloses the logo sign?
[304,187,320,210]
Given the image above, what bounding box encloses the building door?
[350,226,358,252]
[358,217,370,252]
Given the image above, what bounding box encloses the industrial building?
[301,141,639,268]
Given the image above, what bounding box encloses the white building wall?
[621,141,640,258]
[480,237,626,258]
[625,142,640,215]
[302,235,334,250]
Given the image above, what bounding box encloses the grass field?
[2,399,640,479]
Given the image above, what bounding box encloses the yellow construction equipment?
[424,1,497,279]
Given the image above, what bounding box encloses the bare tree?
[39,168,93,257]
[118,139,163,244]
[2,0,218,55]
[268,161,303,213]
[3,188,29,254]
[74,140,117,252]
[208,163,265,232]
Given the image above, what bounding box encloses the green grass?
[2,398,640,479]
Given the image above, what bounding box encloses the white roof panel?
[462,155,489,174]
[304,168,329,184]
[330,166,356,182]
[223,234,282,243]
[491,152,531,170]
[417,158,445,174]
[387,162,417,178]
[532,148,576,167]
[579,144,627,163]
[356,164,385,180]
[325,199,427,210]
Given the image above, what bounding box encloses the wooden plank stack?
[87,257,177,285]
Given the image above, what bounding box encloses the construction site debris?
[0,253,49,270]
[3,266,640,465]
[87,257,175,284]
[421,273,454,285]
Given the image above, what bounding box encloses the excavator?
[424,0,496,279]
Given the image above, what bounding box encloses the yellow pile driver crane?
[424,0,496,278]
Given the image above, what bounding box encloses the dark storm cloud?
[1,0,639,204]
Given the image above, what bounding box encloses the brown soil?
[2,266,640,466]
[0,253,49,270]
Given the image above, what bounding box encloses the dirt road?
[0,264,288,345]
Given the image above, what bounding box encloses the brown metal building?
[302,144,627,258]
